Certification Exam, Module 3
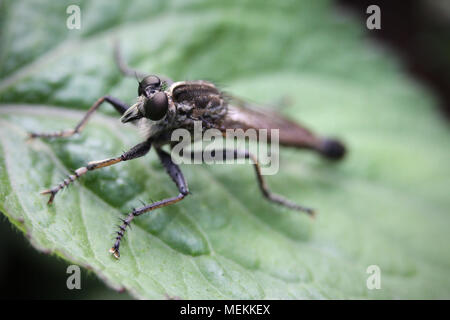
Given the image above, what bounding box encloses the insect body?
[29,46,346,259]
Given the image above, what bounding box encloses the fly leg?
[41,140,152,204]
[113,41,173,86]
[110,147,189,259]
[28,96,130,139]
[184,149,315,217]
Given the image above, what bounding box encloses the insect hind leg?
[183,148,315,217]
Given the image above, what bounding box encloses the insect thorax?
[139,81,228,145]
[169,81,227,133]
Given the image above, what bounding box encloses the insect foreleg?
[41,140,152,204]
[28,96,130,139]
[113,41,174,86]
[109,147,189,259]
[184,149,315,217]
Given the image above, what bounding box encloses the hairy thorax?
[139,80,228,146]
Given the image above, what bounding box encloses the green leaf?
[0,0,449,299]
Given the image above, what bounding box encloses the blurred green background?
[0,0,449,299]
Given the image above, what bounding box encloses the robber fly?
[28,44,346,259]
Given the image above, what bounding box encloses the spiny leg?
[28,96,130,139]
[42,140,152,204]
[183,149,315,217]
[110,147,189,259]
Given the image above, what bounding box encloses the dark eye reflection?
[142,92,168,121]
[138,75,161,96]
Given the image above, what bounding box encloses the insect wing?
[222,93,321,148]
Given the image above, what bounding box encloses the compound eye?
[143,92,168,121]
[138,75,161,96]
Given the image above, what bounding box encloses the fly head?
[121,75,169,123]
